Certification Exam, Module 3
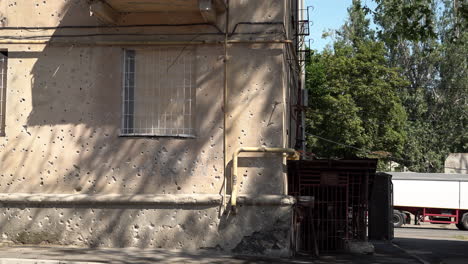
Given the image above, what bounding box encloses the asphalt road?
[394,223,468,264]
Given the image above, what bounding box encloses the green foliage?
[372,0,467,171]
[305,1,407,160]
[305,0,467,172]
[434,0,468,157]
[374,0,437,46]
[340,0,375,45]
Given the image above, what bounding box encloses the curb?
[0,259,103,264]
[391,243,430,264]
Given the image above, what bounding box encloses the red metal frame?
[394,206,461,224]
[422,208,459,224]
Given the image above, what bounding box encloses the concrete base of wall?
[0,194,293,257]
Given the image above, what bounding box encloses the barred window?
[0,51,7,137]
[121,48,195,137]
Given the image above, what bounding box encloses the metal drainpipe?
[231,147,299,213]
[222,0,230,211]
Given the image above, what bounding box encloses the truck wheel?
[404,212,411,224]
[456,223,466,230]
[393,212,404,228]
[460,213,468,230]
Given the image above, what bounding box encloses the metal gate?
[288,159,377,254]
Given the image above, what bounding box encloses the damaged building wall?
[0,0,302,256]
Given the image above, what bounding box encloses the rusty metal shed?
[288,159,377,254]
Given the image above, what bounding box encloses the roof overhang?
[90,0,226,24]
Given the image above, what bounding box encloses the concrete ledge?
[0,258,102,264]
[0,193,295,207]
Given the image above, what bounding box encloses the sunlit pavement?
[2,222,451,264]
[0,242,422,264]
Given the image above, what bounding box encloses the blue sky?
[305,0,377,51]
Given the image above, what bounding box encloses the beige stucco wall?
[0,0,300,255]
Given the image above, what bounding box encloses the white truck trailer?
[390,172,468,230]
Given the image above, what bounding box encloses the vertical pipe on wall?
[282,0,288,195]
[222,0,230,211]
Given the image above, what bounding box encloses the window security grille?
[0,51,7,137]
[121,48,195,137]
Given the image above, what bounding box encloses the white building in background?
[445,153,468,174]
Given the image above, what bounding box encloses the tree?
[372,0,467,172]
[436,0,468,153]
[306,0,467,172]
[340,0,374,45]
[305,0,407,161]
[373,0,437,46]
